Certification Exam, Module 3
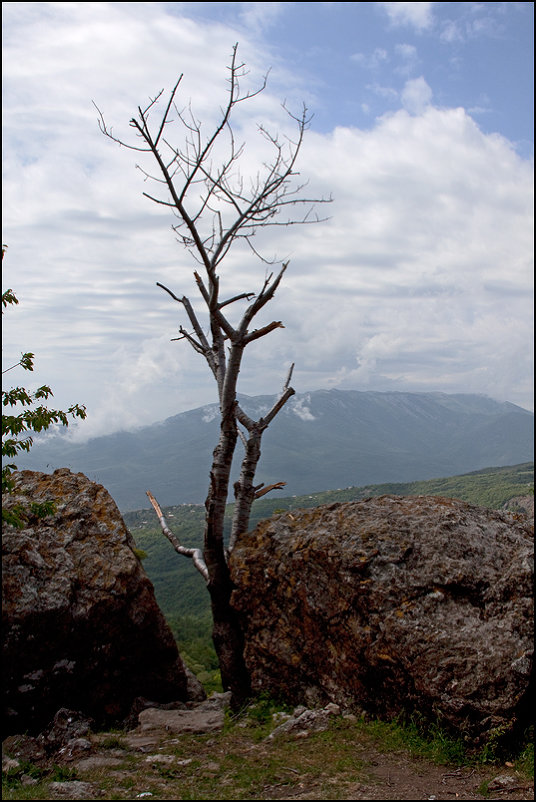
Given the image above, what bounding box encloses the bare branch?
[284,362,295,389]
[173,326,206,356]
[146,491,209,582]
[93,102,150,153]
[156,281,183,304]
[244,320,285,344]
[154,76,183,148]
[234,403,256,433]
[218,291,256,309]
[156,282,217,374]
[262,386,295,427]
[254,481,287,499]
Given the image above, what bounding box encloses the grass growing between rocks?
[2,708,533,801]
[516,740,534,780]
[2,762,79,799]
[358,713,468,766]
[361,714,535,774]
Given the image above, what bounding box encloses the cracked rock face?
[229,495,534,743]
[2,469,193,736]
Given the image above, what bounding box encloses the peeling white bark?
[146,490,209,583]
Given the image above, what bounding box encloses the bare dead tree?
[96,44,330,706]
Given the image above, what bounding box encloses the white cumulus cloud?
[2,1,533,443]
[401,76,433,114]
[378,2,435,32]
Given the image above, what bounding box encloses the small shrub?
[99,734,125,749]
[245,692,293,726]
[478,723,511,764]
[3,761,44,787]
[516,737,534,780]
[50,765,77,782]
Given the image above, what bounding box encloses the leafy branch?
[2,249,87,523]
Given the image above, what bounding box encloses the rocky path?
[3,700,534,801]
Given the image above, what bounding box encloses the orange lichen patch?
[376,653,397,663]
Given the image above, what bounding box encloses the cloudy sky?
[2,2,534,441]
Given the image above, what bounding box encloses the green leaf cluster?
[2,251,87,523]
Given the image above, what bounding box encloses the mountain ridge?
[13,388,534,511]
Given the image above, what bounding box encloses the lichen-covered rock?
[2,469,199,736]
[229,495,534,744]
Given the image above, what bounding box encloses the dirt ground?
[307,746,535,800]
[61,728,536,800]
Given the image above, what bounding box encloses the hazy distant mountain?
[13,389,534,511]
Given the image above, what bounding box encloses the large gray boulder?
[2,469,201,736]
[229,495,534,744]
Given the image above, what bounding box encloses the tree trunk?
[203,406,251,707]
[208,562,251,708]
